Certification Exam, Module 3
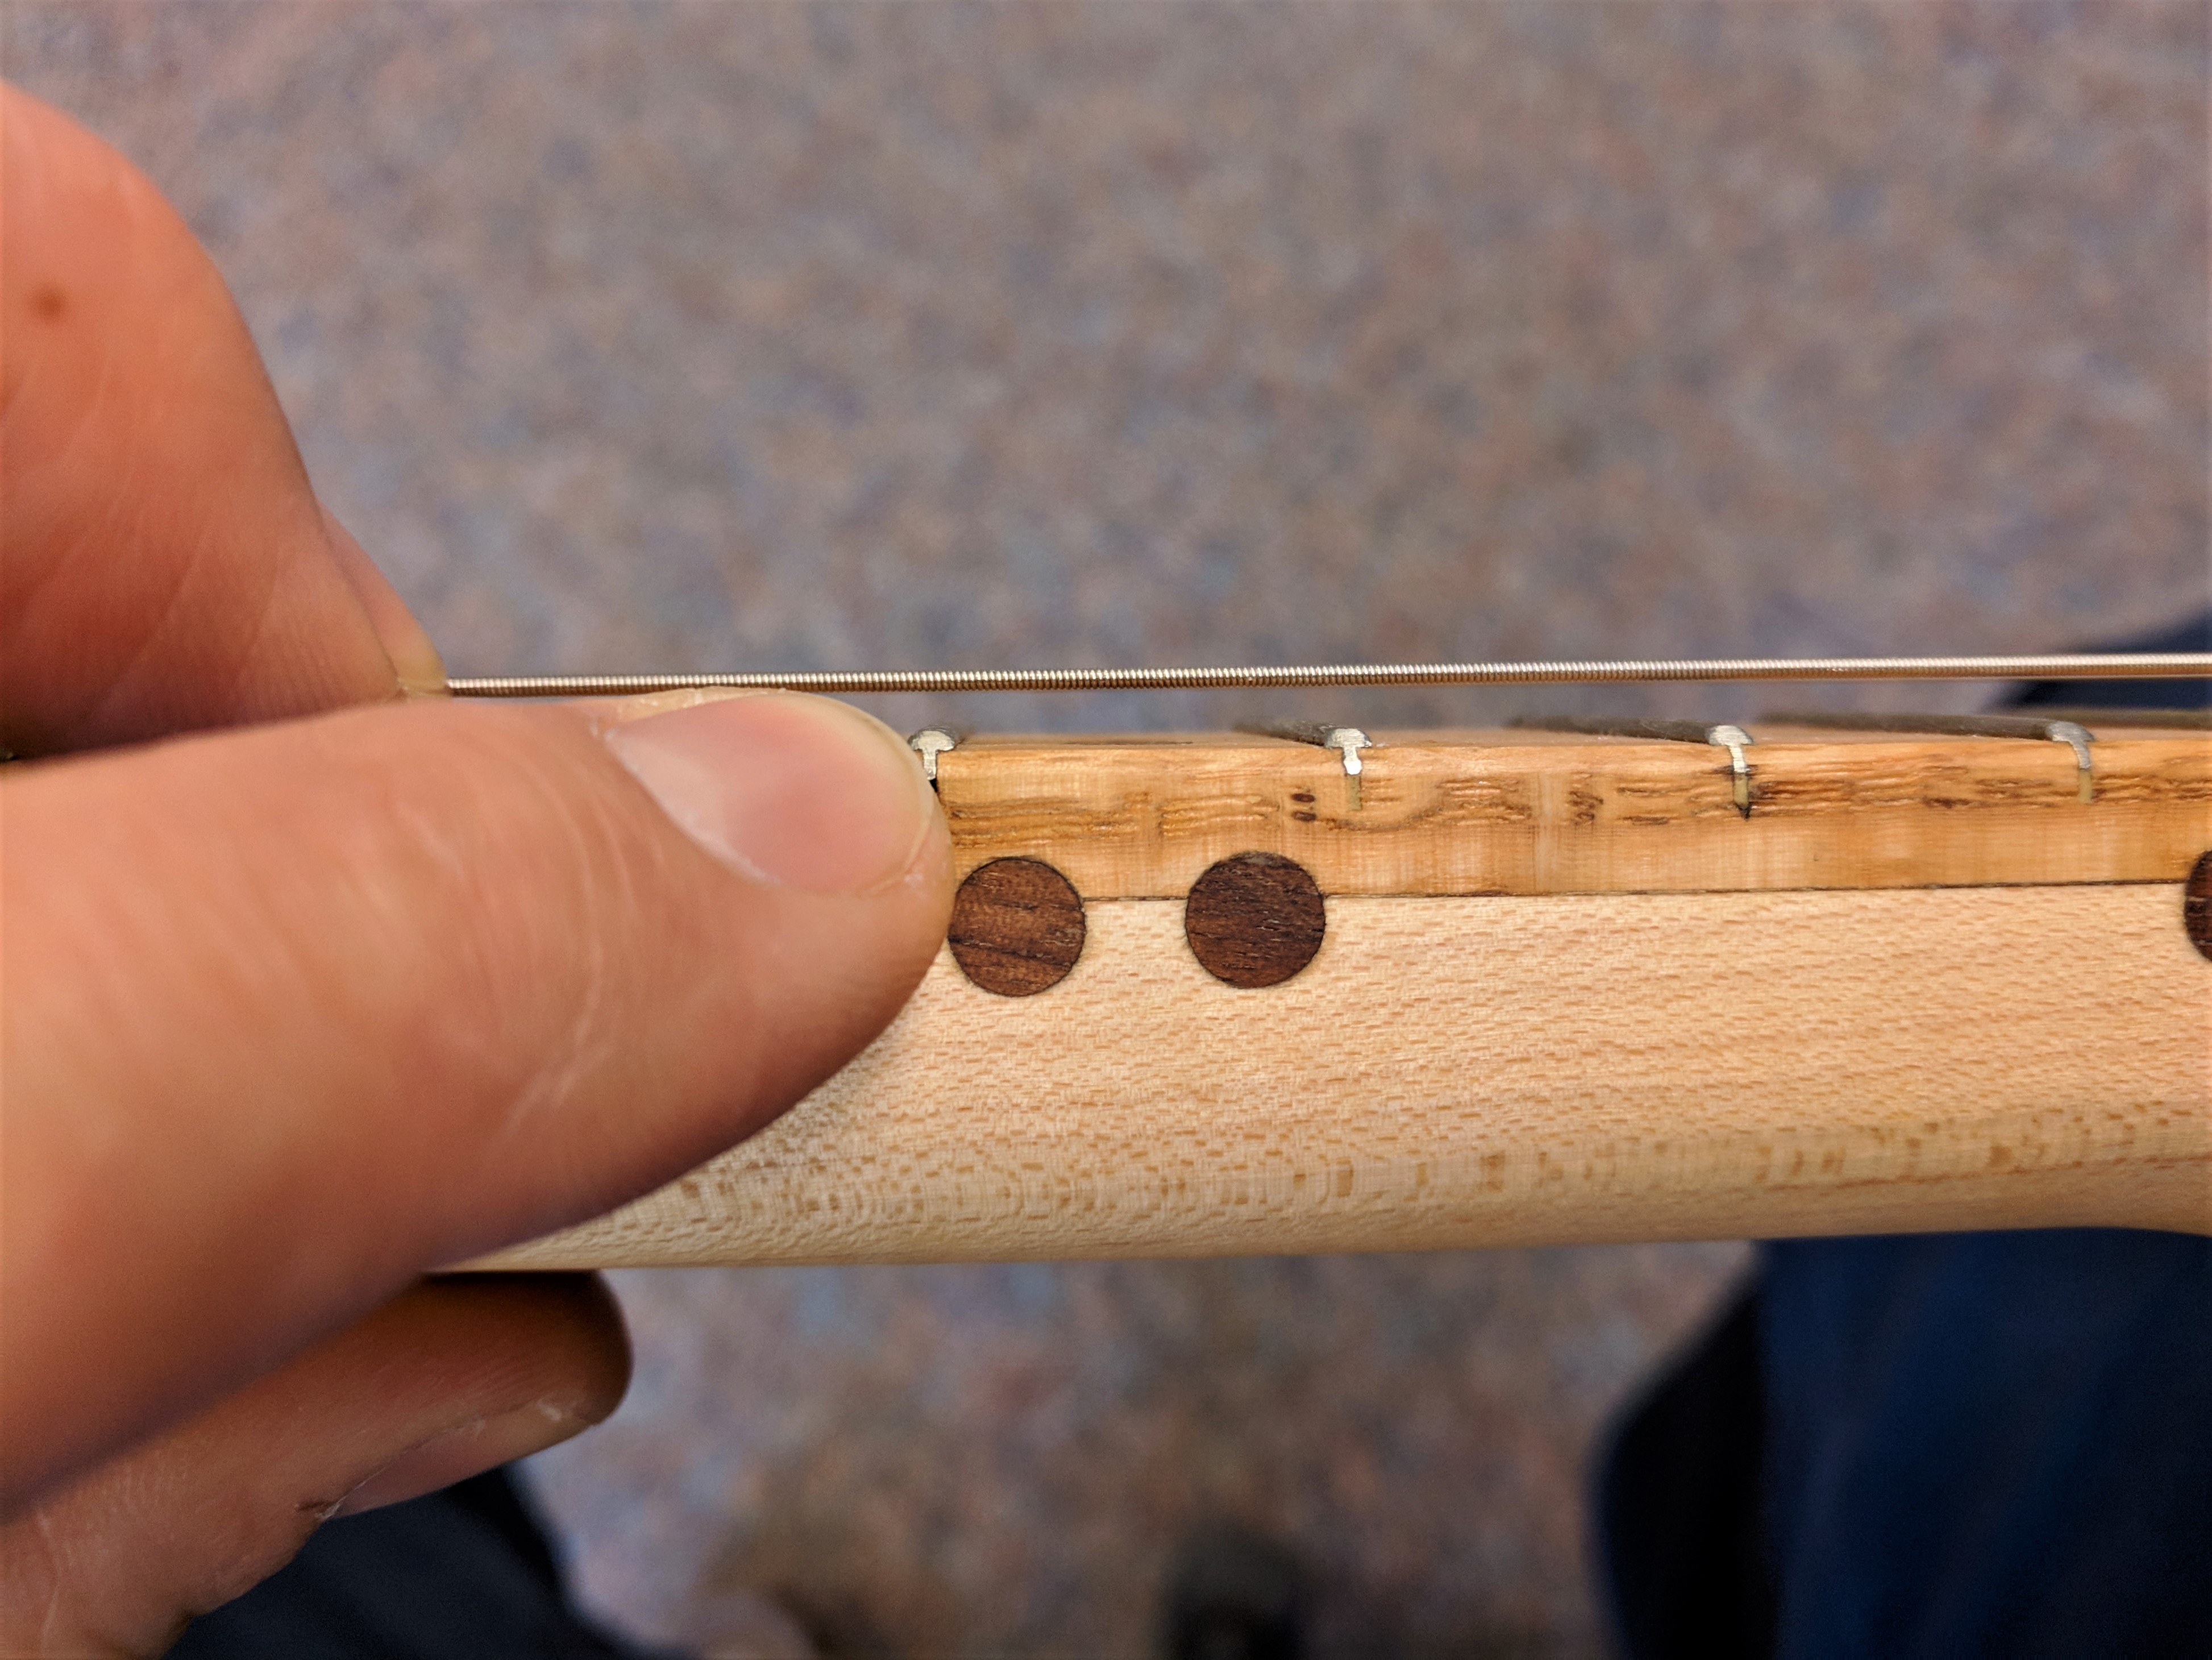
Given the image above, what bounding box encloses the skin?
[0,86,954,1654]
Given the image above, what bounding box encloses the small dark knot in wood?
[949,857,1086,996]
[2186,850,2212,962]
[1184,852,1327,988]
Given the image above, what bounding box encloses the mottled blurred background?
[10,2,2205,1652]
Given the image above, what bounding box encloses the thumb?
[1,690,950,1510]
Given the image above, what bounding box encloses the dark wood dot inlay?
[949,857,1086,996]
[1184,852,1327,988]
[2186,850,2212,962]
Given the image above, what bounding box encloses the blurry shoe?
[1158,1521,1308,1660]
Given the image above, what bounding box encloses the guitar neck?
[481,717,2211,1269]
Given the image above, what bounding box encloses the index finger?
[1,84,431,756]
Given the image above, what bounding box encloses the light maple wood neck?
[479,720,2211,1270]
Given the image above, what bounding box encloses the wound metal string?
[446,653,2212,699]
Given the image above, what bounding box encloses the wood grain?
[1183,852,1327,987]
[479,883,2211,1269]
[929,730,2211,899]
[947,857,1086,995]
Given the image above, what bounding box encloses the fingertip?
[604,692,946,896]
[328,1275,632,1518]
[0,1275,637,1653]
[467,1272,634,1426]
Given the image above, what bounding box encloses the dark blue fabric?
[1602,1233,2212,1660]
[163,1470,671,1659]
[1761,1231,2212,1659]
[1597,1283,1773,1659]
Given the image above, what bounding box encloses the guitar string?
[446,652,2211,698]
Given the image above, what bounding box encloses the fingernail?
[320,507,451,698]
[604,693,938,894]
[385,631,452,700]
[332,1401,584,1518]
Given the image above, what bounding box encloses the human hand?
[0,86,951,1654]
